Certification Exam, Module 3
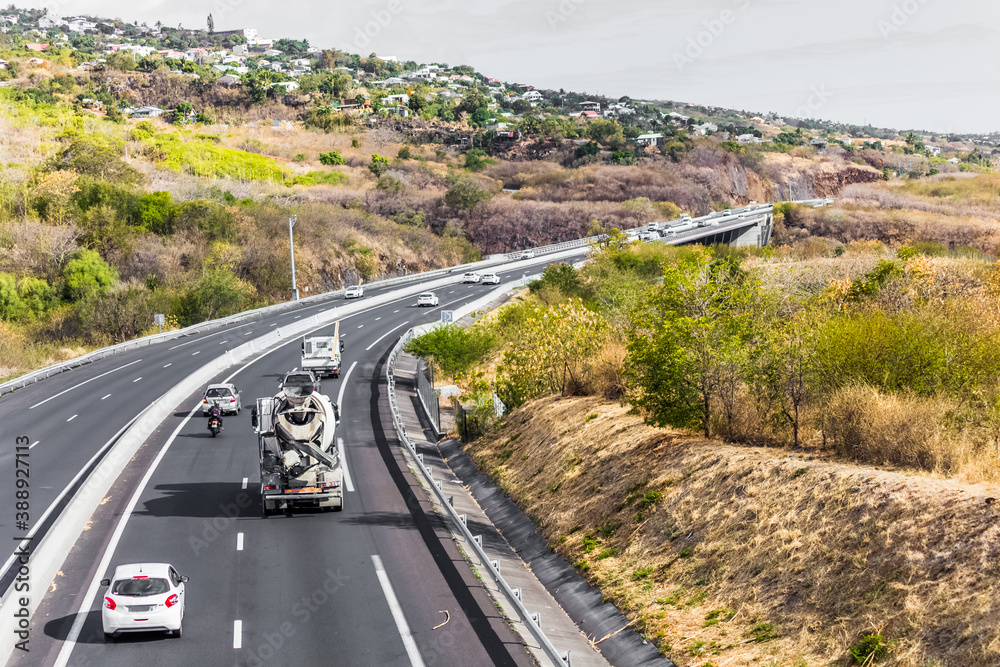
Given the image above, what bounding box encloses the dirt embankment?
[765,153,885,200]
[469,395,1000,666]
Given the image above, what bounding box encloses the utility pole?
[288,215,299,300]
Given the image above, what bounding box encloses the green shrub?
[403,324,497,380]
[745,623,778,643]
[318,150,345,166]
[62,250,118,301]
[290,170,348,187]
[849,633,889,663]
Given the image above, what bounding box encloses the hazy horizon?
[19,0,1000,135]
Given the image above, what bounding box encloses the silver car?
[203,383,241,415]
[417,292,439,307]
[481,273,501,285]
[344,285,364,299]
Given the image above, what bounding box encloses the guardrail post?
[447,495,454,506]
[562,651,572,666]
[473,534,482,547]
[512,587,521,602]
[530,611,541,626]
[458,514,467,526]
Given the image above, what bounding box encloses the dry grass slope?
[469,395,1000,666]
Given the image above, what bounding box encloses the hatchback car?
[344,285,364,299]
[417,292,439,307]
[519,250,535,259]
[722,209,733,216]
[462,272,481,284]
[101,563,188,641]
[203,383,241,415]
[481,273,501,285]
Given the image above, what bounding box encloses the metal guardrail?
[386,329,571,667]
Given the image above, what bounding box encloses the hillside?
[468,394,1000,666]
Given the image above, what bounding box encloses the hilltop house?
[579,101,601,111]
[383,93,410,107]
[810,137,828,147]
[522,90,543,102]
[132,106,164,118]
[737,134,762,144]
[272,81,300,93]
[636,133,664,147]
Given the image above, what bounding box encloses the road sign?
[154,313,165,333]
[441,310,454,324]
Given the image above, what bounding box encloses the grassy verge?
[468,394,1000,666]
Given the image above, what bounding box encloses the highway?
[1,203,778,666]
[2,255,580,667]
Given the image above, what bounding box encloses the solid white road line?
[338,437,354,493]
[366,321,411,352]
[28,441,39,450]
[336,362,358,493]
[371,555,425,667]
[233,620,243,649]
[101,394,111,400]
[54,343,292,667]
[241,477,248,490]
[28,359,143,410]
[66,414,77,422]
[236,533,244,551]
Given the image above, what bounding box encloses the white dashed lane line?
[163,363,172,368]
[29,441,39,450]
[101,394,111,400]
[241,477,248,490]
[233,620,242,649]
[28,359,143,410]
[132,377,142,383]
[357,324,364,328]
[66,415,77,422]
[237,533,244,551]
[192,351,201,356]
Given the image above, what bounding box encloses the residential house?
[579,101,601,112]
[667,112,689,123]
[809,137,828,147]
[382,105,410,117]
[37,16,63,29]
[291,58,311,68]
[132,106,164,118]
[233,44,249,55]
[67,19,97,33]
[272,81,300,92]
[947,157,960,164]
[636,133,664,147]
[25,43,48,52]
[262,49,283,57]
[737,134,762,144]
[521,90,543,102]
[579,110,599,118]
[384,76,404,86]
[383,93,410,107]
[218,74,241,86]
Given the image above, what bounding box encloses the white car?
[722,209,733,216]
[462,272,481,284]
[519,250,535,259]
[344,285,364,299]
[101,563,187,641]
[481,273,501,285]
[417,292,439,307]
[749,200,758,205]
[202,383,241,415]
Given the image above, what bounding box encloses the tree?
[368,154,390,178]
[627,252,762,437]
[464,148,495,172]
[62,249,118,301]
[47,135,142,184]
[207,13,214,34]
[444,175,495,212]
[404,324,496,381]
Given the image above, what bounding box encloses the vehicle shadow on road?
[43,611,171,645]
[132,482,255,518]
[337,511,418,529]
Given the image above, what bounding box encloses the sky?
[21,0,1000,133]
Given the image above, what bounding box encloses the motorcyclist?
[208,404,223,431]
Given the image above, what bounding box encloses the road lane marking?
[357,324,364,328]
[132,377,142,383]
[294,315,302,319]
[375,316,381,321]
[338,437,355,493]
[28,359,143,410]
[192,351,200,355]
[101,394,111,400]
[28,441,39,450]
[366,321,411,351]
[393,309,400,313]
[233,620,242,649]
[270,323,277,327]
[242,477,248,490]
[372,555,425,667]
[336,363,358,494]
[66,414,77,422]
[219,340,227,344]
[163,363,172,368]
[236,533,244,551]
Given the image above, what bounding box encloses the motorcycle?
[207,404,223,437]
